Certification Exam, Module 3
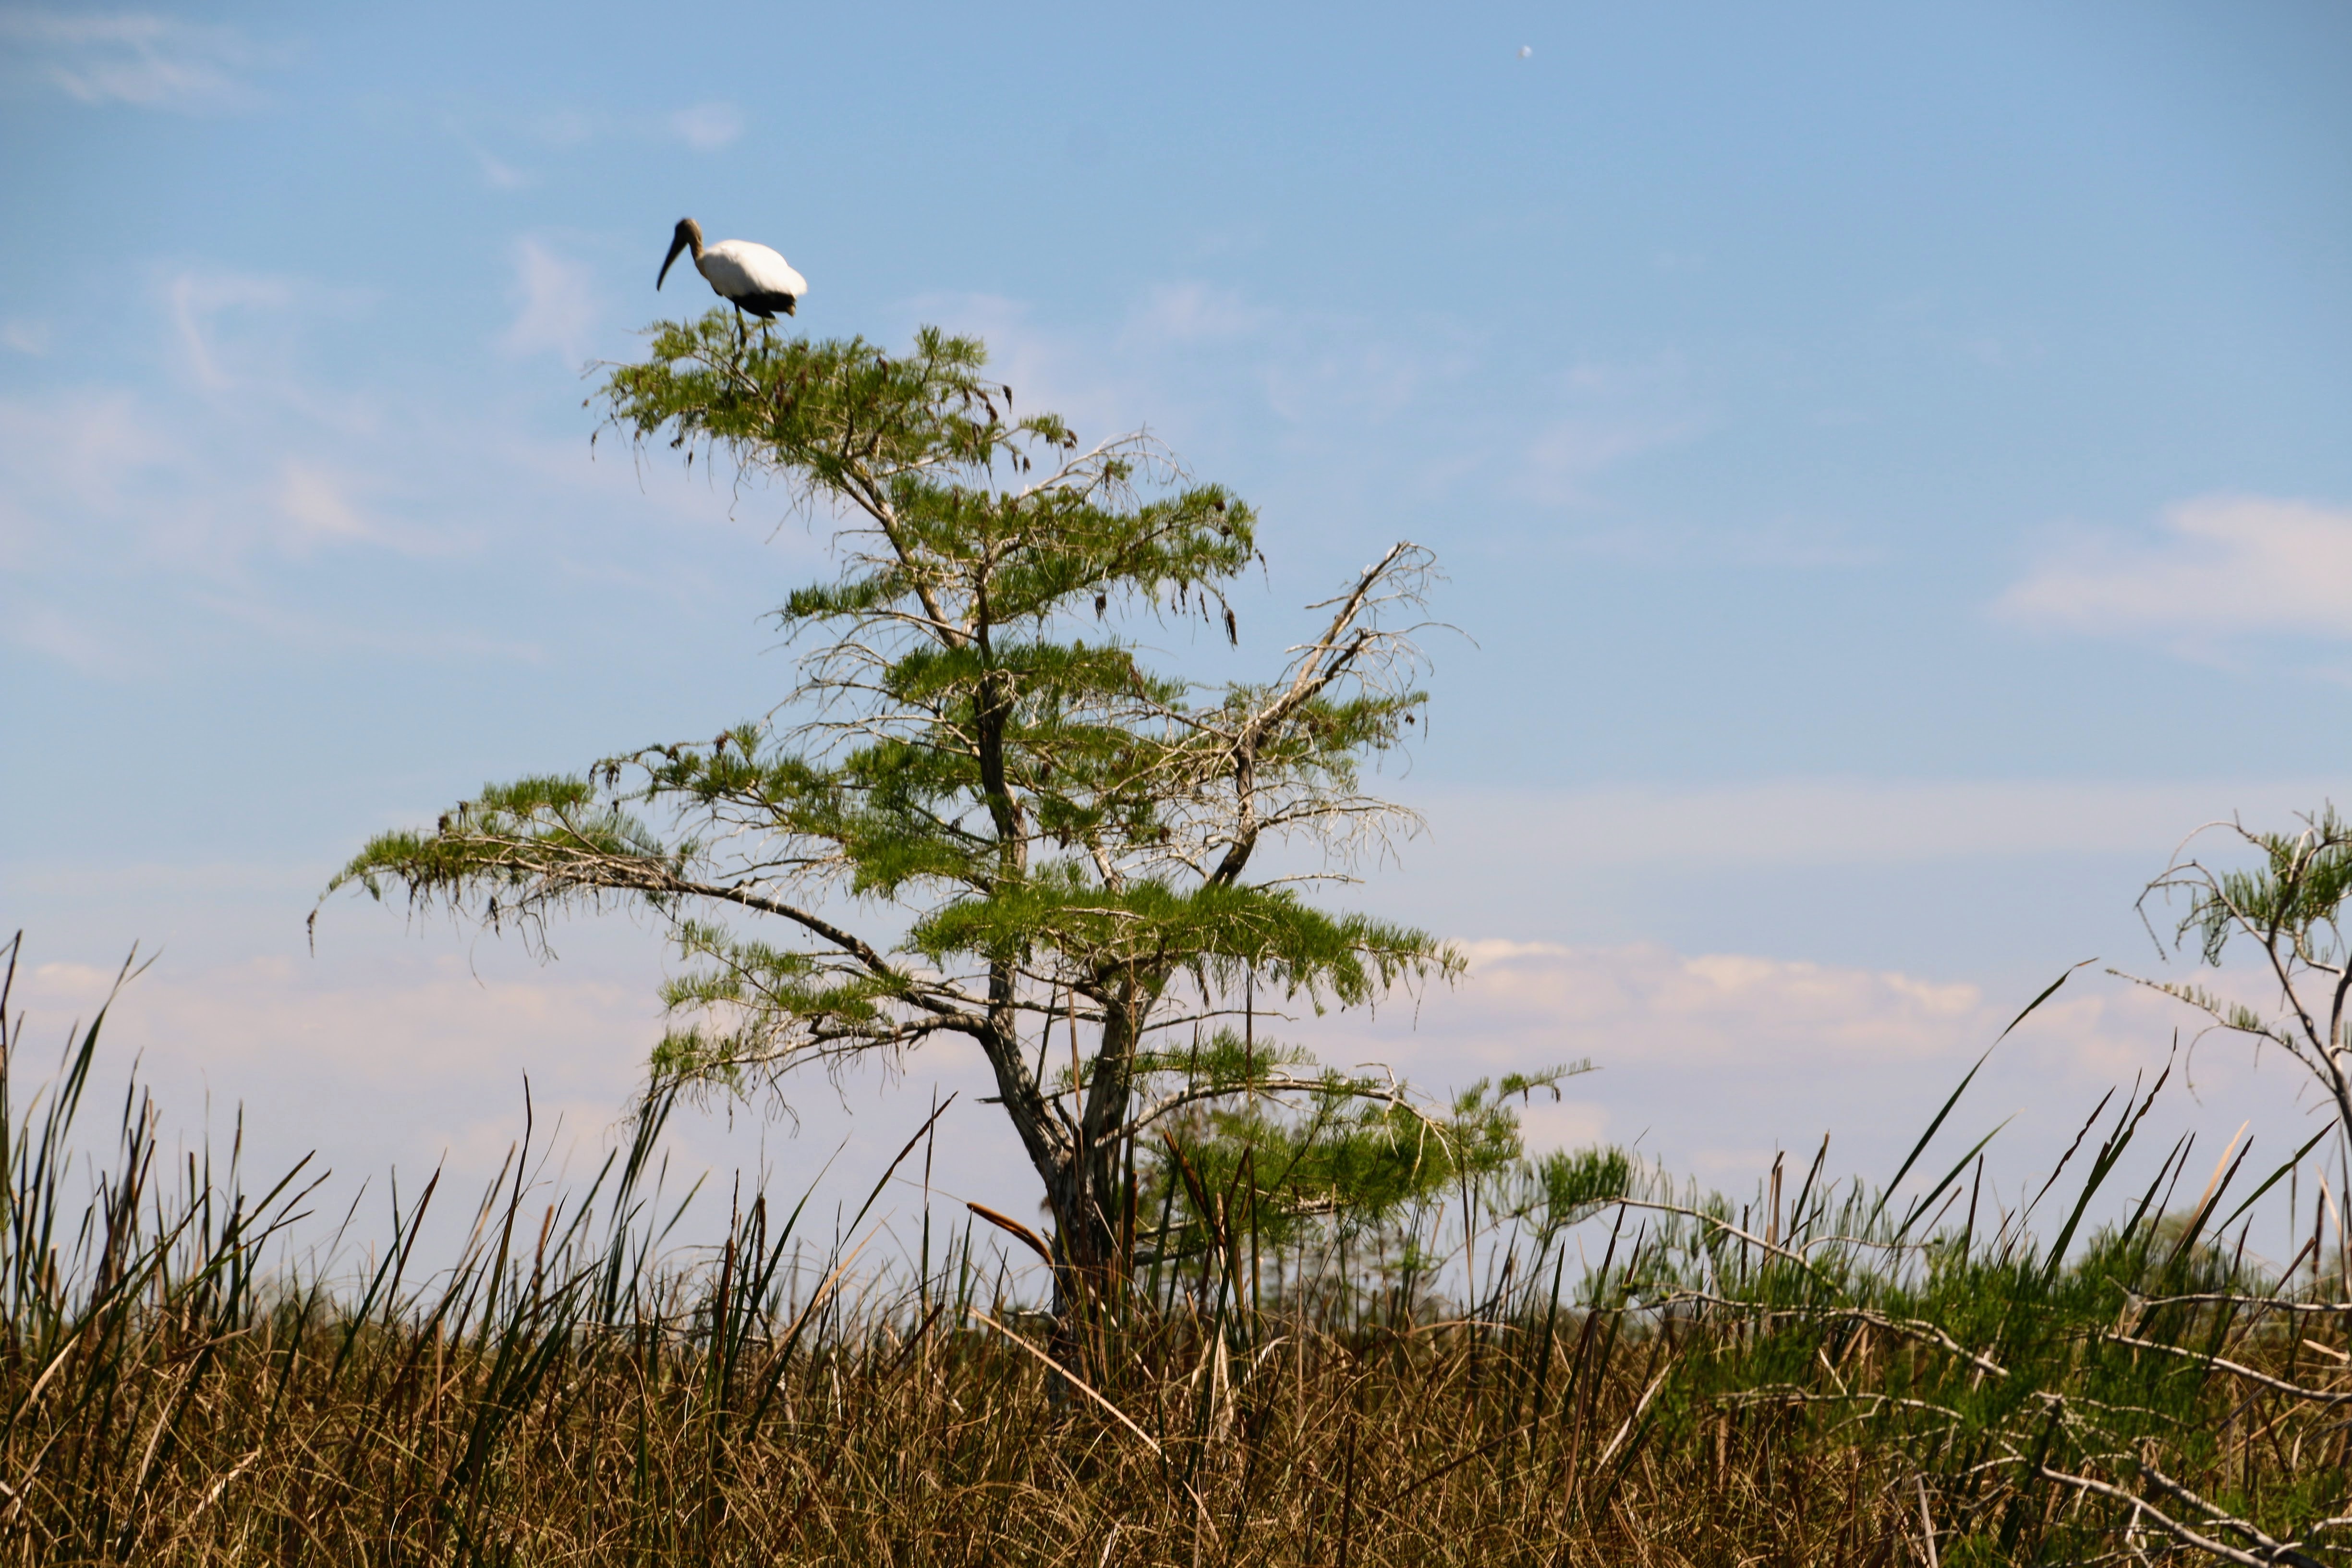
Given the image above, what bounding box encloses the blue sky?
[5,2,2350,1266]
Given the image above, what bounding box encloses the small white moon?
[1517,44,1532,58]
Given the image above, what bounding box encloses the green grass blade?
[1872,1051,1995,1228]
[2212,1121,2336,1237]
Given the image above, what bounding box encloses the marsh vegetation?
[3,936,2345,1566]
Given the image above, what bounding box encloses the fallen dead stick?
[2127,1293,2352,1318]
[2103,1332,2352,1405]
[1652,1288,2010,1381]
[1713,1385,1965,1424]
[1608,1199,1826,1275]
[2036,1464,2325,1568]
[2141,1457,2336,1564]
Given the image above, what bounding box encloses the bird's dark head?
[656,217,703,289]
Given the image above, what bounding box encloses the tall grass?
[3,936,2346,1566]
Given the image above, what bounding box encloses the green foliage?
[2125,803,2352,1174]
[2176,804,2352,969]
[1142,1059,1588,1258]
[334,776,684,938]
[1532,1143,1637,1232]
[329,314,1515,1270]
[601,318,1259,632]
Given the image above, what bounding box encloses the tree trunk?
[1036,991,1145,1364]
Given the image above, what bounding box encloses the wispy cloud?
[670,101,743,151]
[0,937,1037,1256]
[1125,281,1273,345]
[1406,776,2341,871]
[1522,415,1692,499]
[897,292,1136,439]
[0,8,280,112]
[498,238,598,363]
[1997,495,2352,646]
[1448,938,1984,1067]
[275,460,377,550]
[7,602,143,676]
[438,111,541,189]
[168,270,295,388]
[0,383,460,595]
[1547,517,1879,569]
[531,109,593,147]
[903,280,1723,532]
[1320,938,2329,1194]
[0,387,179,565]
[183,586,542,660]
[1518,355,1705,506]
[12,948,663,1196]
[12,924,2298,1256]
[473,147,530,190]
[1,268,797,680]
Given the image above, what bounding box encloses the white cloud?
[897,292,1137,438]
[0,8,277,112]
[1998,495,2352,645]
[474,148,530,191]
[1518,355,1705,505]
[7,912,2328,1268]
[1545,516,1879,569]
[0,263,800,673]
[1522,415,1693,499]
[438,112,535,189]
[532,109,593,148]
[153,268,376,419]
[896,280,1496,516]
[0,387,178,565]
[181,586,544,660]
[0,936,1993,1202]
[1443,938,1984,1065]
[3,318,49,355]
[167,269,295,389]
[8,602,141,676]
[11,948,669,1195]
[0,382,469,604]
[1,935,1041,1261]
[670,101,744,151]
[1319,937,2327,1203]
[275,460,376,549]
[1125,282,1273,345]
[498,239,598,364]
[1402,776,2341,871]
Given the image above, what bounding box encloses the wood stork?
[656,217,805,321]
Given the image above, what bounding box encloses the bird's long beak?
[657,231,691,290]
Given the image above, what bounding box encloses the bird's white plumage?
[695,240,806,302]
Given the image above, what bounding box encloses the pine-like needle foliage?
[2123,804,2352,1172]
[329,315,1574,1290]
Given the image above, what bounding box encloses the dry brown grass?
[2,1297,1971,1565]
[11,1272,2349,1566]
[5,946,2347,1565]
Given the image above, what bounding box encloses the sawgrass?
[3,943,2347,1566]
